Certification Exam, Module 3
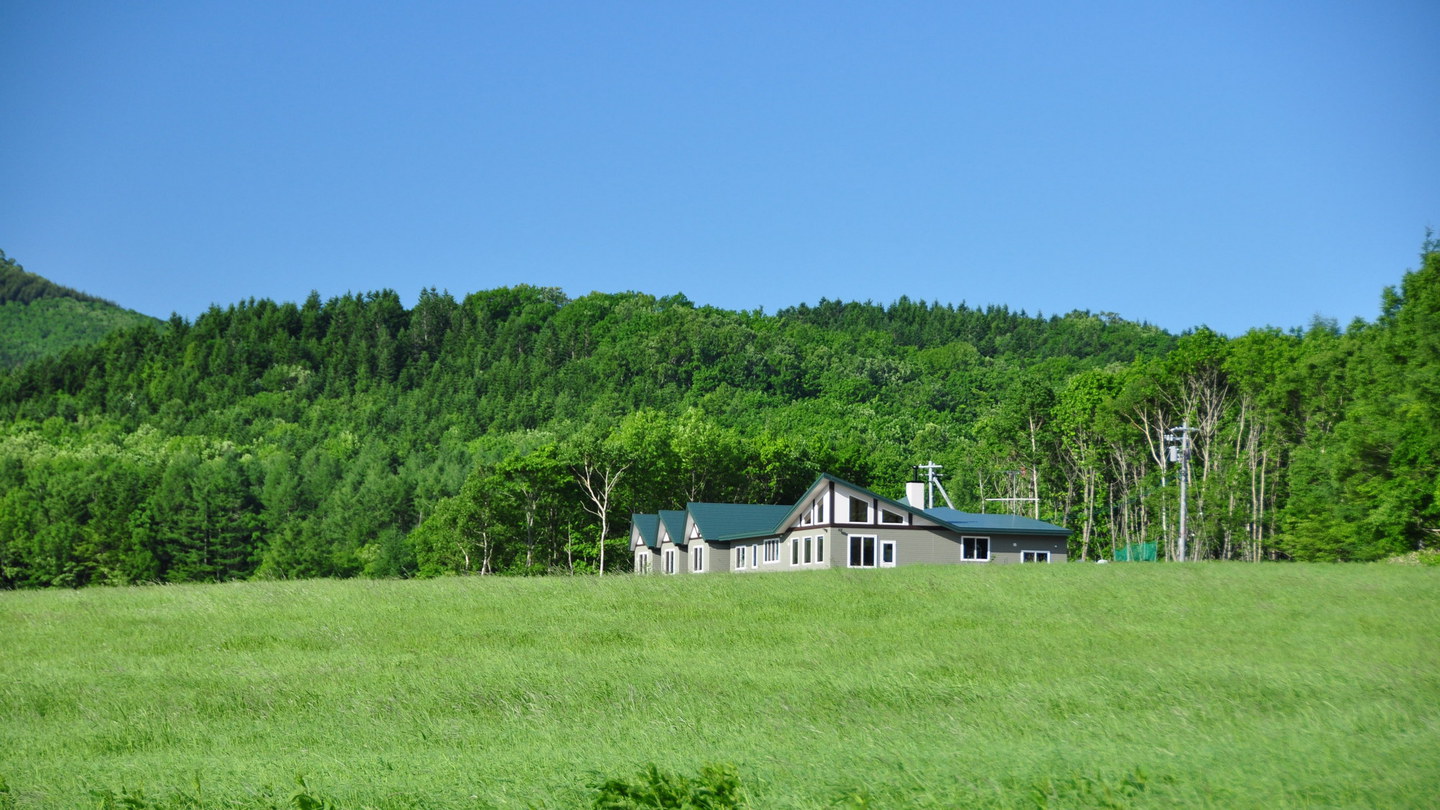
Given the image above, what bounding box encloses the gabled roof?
[658,510,688,546]
[923,507,1071,537]
[688,502,794,543]
[631,513,660,549]
[779,473,1071,538]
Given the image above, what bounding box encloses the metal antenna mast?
[1166,423,1196,561]
[914,461,955,509]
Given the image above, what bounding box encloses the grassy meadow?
[2,563,1437,808]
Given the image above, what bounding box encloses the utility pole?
[1166,423,1195,561]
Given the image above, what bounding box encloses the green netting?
[1114,541,1158,561]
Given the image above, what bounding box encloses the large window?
[849,498,870,523]
[961,536,990,561]
[693,546,705,573]
[636,553,650,574]
[848,535,877,568]
[1022,550,1051,563]
[664,549,676,574]
[764,539,780,563]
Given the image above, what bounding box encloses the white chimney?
[905,481,927,509]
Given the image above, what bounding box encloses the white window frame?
[848,535,878,568]
[848,497,870,524]
[804,536,813,564]
[961,536,991,562]
[736,545,747,569]
[791,538,800,566]
[763,538,781,563]
[880,540,897,567]
[693,545,705,573]
[751,544,759,568]
[816,535,824,563]
[1022,550,1051,563]
[880,508,905,525]
[664,549,676,575]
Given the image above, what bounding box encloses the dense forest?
[1,250,159,369]
[1,238,1436,587]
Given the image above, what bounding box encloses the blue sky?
[2,1,1436,336]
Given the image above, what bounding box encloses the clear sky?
[2,1,1436,336]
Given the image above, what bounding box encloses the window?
[736,546,747,569]
[817,499,825,523]
[693,546,705,573]
[690,524,700,539]
[792,538,800,565]
[804,537,812,563]
[880,540,896,567]
[637,553,650,574]
[849,498,870,523]
[816,536,824,563]
[881,508,905,524]
[1022,550,1051,563]
[764,539,780,563]
[961,536,990,561]
[664,549,676,574]
[848,535,877,568]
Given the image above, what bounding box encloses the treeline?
[0,250,116,306]
[0,239,1436,587]
[1,250,158,369]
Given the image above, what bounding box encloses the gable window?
[817,499,825,523]
[848,535,877,568]
[848,498,870,523]
[881,508,905,524]
[763,539,780,563]
[1022,550,1051,563]
[961,536,990,561]
[690,524,700,539]
[664,549,677,575]
[693,546,705,573]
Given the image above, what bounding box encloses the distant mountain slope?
[0,250,160,368]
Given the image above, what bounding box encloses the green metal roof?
[688,502,794,542]
[922,507,1071,537]
[630,514,659,549]
[658,510,688,546]
[633,472,1071,549]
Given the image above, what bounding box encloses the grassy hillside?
[2,564,1436,808]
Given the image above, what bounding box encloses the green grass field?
[2,564,1437,808]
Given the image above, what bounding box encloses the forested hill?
[0,251,160,368]
[1,239,1437,588]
